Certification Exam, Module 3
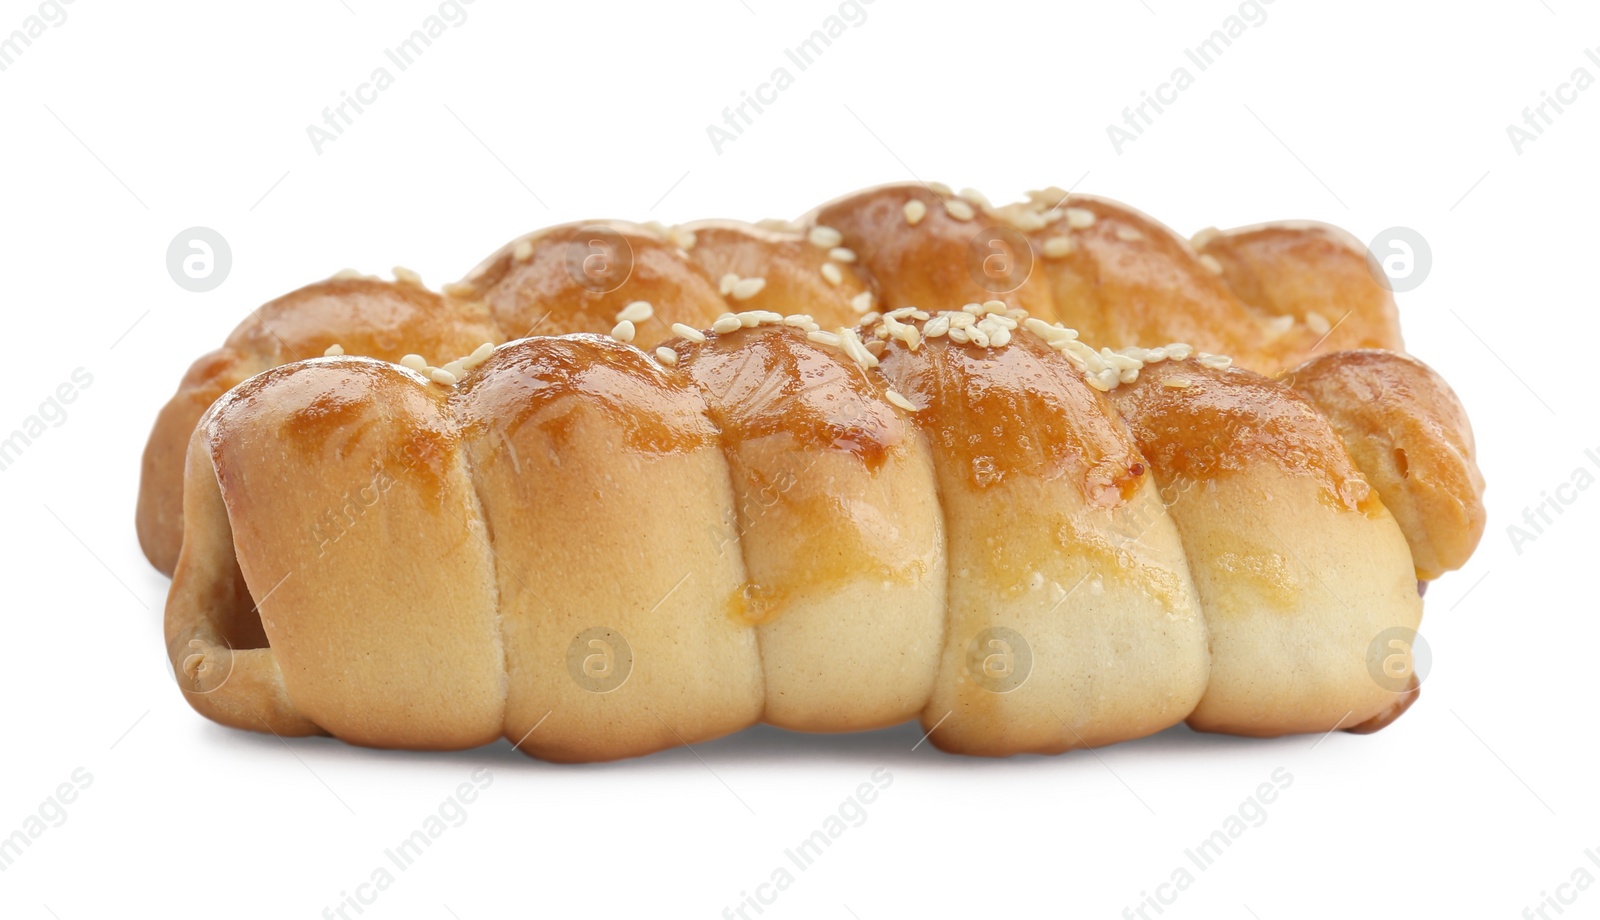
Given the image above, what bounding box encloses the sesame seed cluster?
[307,180,1379,422]
[326,184,1242,406]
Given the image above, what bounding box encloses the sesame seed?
[1198,254,1224,275]
[656,346,679,366]
[1191,227,1220,249]
[672,322,708,343]
[989,326,1012,347]
[430,368,458,385]
[885,389,916,412]
[667,226,696,250]
[783,314,814,327]
[1043,236,1075,259]
[840,328,878,367]
[969,326,991,348]
[1198,353,1233,370]
[807,330,842,347]
[332,268,365,280]
[999,206,1047,232]
[1022,318,1078,347]
[616,301,654,324]
[1102,351,1142,372]
[513,239,534,262]
[442,281,476,298]
[924,315,951,338]
[393,266,423,286]
[928,181,953,197]
[1265,315,1295,338]
[1096,368,1121,389]
[958,188,991,208]
[828,247,856,263]
[821,262,843,285]
[945,199,975,221]
[1065,208,1096,230]
[712,315,742,335]
[719,273,739,296]
[1119,367,1139,384]
[1164,343,1194,361]
[903,199,927,225]
[1065,340,1106,373]
[947,326,970,344]
[731,277,767,300]
[1085,372,1112,392]
[1162,376,1193,389]
[611,319,636,343]
[1116,227,1144,242]
[757,217,800,233]
[323,343,344,357]
[851,291,874,314]
[462,343,495,368]
[1305,310,1332,335]
[400,354,428,372]
[442,359,466,378]
[809,226,843,249]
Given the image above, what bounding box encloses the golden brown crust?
[455,333,716,456]
[137,278,501,575]
[137,347,253,574]
[222,276,501,365]
[166,309,1443,759]
[458,221,727,342]
[679,220,867,330]
[876,328,1147,505]
[139,185,1478,624]
[1281,350,1486,580]
[673,323,903,470]
[676,325,945,730]
[808,185,1058,318]
[1198,222,1403,357]
[1109,360,1377,514]
[1030,196,1278,366]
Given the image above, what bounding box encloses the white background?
[2,1,1596,917]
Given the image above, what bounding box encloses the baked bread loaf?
[151,182,1485,761]
[139,184,1412,575]
[167,306,1480,760]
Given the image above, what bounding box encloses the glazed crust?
[168,302,1431,760]
[138,277,501,573]
[138,184,1429,576]
[1281,350,1486,580]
